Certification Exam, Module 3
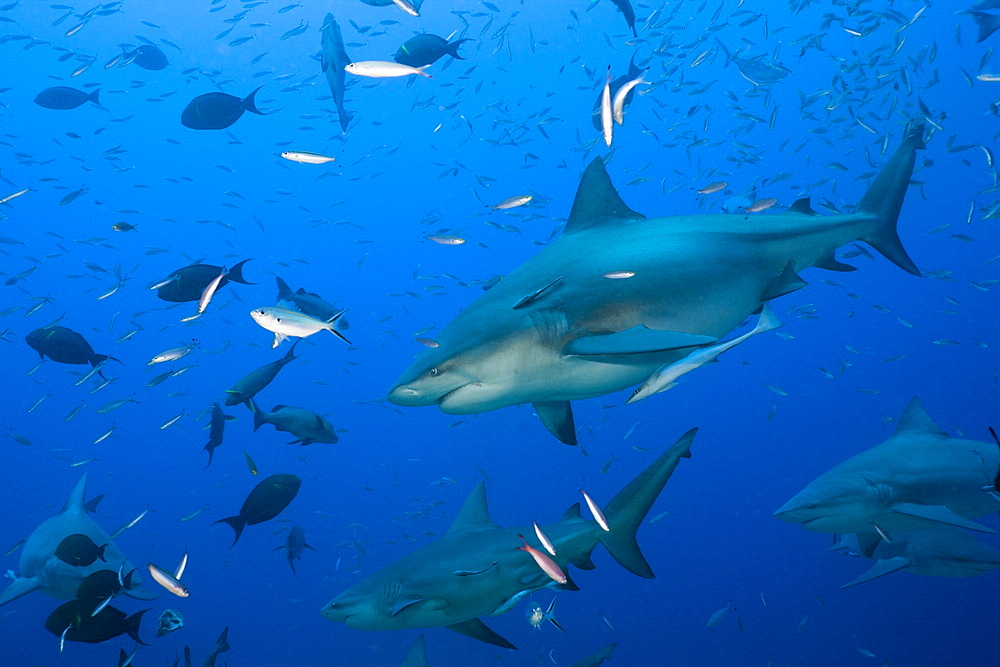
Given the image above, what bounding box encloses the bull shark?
[715,39,791,86]
[321,428,698,648]
[775,397,1000,538]
[388,123,926,444]
[833,527,1000,588]
[0,474,156,606]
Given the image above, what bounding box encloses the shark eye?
[429,368,439,377]
[806,503,816,509]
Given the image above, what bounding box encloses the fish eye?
[429,368,438,377]
[806,503,816,509]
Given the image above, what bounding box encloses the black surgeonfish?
[212,474,301,547]
[126,44,169,70]
[55,534,107,567]
[155,259,254,303]
[180,88,265,130]
[394,34,472,67]
[76,568,135,601]
[320,14,354,132]
[34,86,100,110]
[26,326,116,368]
[45,599,149,644]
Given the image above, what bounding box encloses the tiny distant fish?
[427,235,465,245]
[415,337,439,348]
[707,605,730,626]
[492,195,533,210]
[345,61,431,78]
[697,181,727,195]
[602,270,635,279]
[746,198,778,213]
[281,151,336,164]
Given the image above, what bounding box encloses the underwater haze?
[1,0,998,665]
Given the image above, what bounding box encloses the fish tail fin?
[83,493,104,514]
[713,38,733,66]
[125,608,151,645]
[447,38,473,60]
[214,627,230,654]
[285,338,300,359]
[598,428,697,578]
[88,88,100,105]
[97,543,108,561]
[275,276,293,302]
[249,401,265,431]
[856,120,925,276]
[211,515,248,548]
[417,65,433,79]
[753,301,784,334]
[338,109,354,133]
[326,310,352,344]
[227,258,255,285]
[242,86,265,115]
[203,444,214,468]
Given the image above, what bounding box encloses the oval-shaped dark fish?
[394,34,472,67]
[180,87,265,130]
[26,326,113,367]
[128,44,168,70]
[55,533,107,567]
[45,599,148,645]
[212,474,301,547]
[156,259,254,303]
[34,86,100,110]
[76,569,128,600]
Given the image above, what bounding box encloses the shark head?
[320,586,384,629]
[773,475,871,533]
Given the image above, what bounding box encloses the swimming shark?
[321,428,697,648]
[775,397,1000,538]
[833,527,1000,588]
[0,474,156,606]
[715,39,791,86]
[388,123,926,444]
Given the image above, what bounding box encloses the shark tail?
[227,258,255,285]
[212,515,249,548]
[598,428,697,578]
[855,121,925,276]
[125,608,151,645]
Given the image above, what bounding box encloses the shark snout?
[387,383,435,407]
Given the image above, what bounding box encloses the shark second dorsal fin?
[561,503,584,522]
[893,397,947,438]
[788,197,818,215]
[447,482,497,535]
[564,158,645,235]
[61,474,88,515]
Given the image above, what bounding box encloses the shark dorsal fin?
[447,482,497,535]
[893,397,947,438]
[564,158,645,235]
[561,503,584,522]
[788,197,818,215]
[61,474,88,515]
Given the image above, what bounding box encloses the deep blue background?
[0,0,997,665]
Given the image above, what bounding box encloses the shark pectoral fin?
[0,575,42,607]
[840,556,911,589]
[565,327,715,356]
[855,533,883,559]
[560,573,581,591]
[533,401,577,446]
[391,596,448,616]
[762,261,808,301]
[445,618,516,649]
[890,503,997,533]
[123,585,160,601]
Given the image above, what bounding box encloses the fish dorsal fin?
[61,474,88,515]
[788,197,818,215]
[893,397,947,438]
[447,482,497,535]
[564,158,645,235]
[561,503,584,522]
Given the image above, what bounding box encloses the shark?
[0,474,156,607]
[715,39,791,86]
[775,397,1000,538]
[388,123,926,445]
[321,428,698,648]
[833,527,1000,588]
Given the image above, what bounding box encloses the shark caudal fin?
[598,428,697,578]
[855,121,926,276]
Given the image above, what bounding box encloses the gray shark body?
[389,124,926,444]
[0,475,155,606]
[322,428,698,648]
[775,397,1000,536]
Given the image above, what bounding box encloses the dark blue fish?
[274,525,316,575]
[126,44,168,70]
[320,14,354,132]
[155,259,254,303]
[180,88,265,130]
[26,325,116,369]
[45,599,148,645]
[34,86,100,110]
[204,402,234,468]
[55,534,107,567]
[212,474,301,547]
[611,0,638,37]
[394,34,471,67]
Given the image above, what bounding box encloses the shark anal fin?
[533,401,577,446]
[840,556,910,589]
[814,252,857,272]
[762,261,808,302]
[445,618,516,649]
[890,503,996,533]
[565,327,715,356]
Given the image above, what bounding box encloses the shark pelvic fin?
[839,555,910,588]
[447,482,498,535]
[565,327,715,356]
[533,401,577,446]
[893,397,947,438]
[762,261,808,301]
[445,618,516,649]
[889,503,997,533]
[564,157,645,235]
[61,474,88,515]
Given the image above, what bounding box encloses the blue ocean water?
[1,0,998,665]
